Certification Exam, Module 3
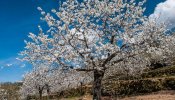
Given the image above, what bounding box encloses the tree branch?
[102,52,118,67]
[76,68,94,72]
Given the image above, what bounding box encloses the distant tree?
[50,69,92,94]
[20,0,175,99]
[19,65,52,100]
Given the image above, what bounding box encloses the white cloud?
[0,56,27,68]
[6,64,13,67]
[149,0,175,29]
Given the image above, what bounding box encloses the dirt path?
[61,90,175,100]
[121,90,175,100]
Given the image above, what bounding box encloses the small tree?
[19,65,53,100]
[20,0,175,99]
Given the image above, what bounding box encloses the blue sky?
[0,0,167,82]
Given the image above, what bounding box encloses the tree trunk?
[46,84,50,100]
[39,89,43,100]
[80,82,83,95]
[47,88,50,100]
[93,70,104,100]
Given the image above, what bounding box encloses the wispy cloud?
[149,0,175,29]
[0,56,27,69]
[6,64,13,67]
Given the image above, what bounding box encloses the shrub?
[163,77,175,90]
[102,77,175,96]
[102,78,163,96]
[141,66,175,78]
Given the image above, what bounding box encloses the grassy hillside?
[24,66,175,99]
[102,66,175,96]
[57,66,175,99]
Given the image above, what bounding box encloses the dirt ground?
[61,90,175,100]
[121,90,175,100]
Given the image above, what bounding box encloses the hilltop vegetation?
[1,66,175,100]
[56,66,175,99]
[24,65,175,100]
[0,82,22,100]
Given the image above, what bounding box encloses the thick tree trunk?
[93,70,104,100]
